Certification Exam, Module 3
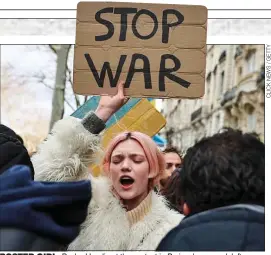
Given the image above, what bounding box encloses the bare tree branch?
[35,73,73,111]
[32,72,55,90]
[169,99,182,117]
[66,63,81,108]
[84,96,89,103]
[64,97,76,111]
[66,63,73,85]
[74,94,81,108]
[42,82,54,90]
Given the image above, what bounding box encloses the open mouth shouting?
[120,176,135,190]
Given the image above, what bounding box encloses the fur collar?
[69,176,183,250]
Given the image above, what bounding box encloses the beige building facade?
[160,44,265,152]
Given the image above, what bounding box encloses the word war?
[84,53,191,91]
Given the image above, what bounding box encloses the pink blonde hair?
[102,131,165,188]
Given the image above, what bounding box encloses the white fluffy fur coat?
[32,116,183,250]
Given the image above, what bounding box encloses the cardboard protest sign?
[74,2,207,98]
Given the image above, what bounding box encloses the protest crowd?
[0,81,264,251]
[0,2,265,252]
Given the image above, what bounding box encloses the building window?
[247,114,256,132]
[219,50,226,64]
[208,118,212,136]
[235,66,243,85]
[233,117,238,129]
[246,105,257,132]
[207,81,210,99]
[235,45,243,59]
[216,114,220,132]
[239,67,242,77]
[206,72,211,100]
[217,71,225,98]
[246,52,256,74]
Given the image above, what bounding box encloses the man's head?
[160,147,182,187]
[180,128,264,216]
[164,147,183,173]
[161,168,183,213]
[0,124,34,178]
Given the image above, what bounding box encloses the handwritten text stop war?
[84,7,191,91]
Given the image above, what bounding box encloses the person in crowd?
[15,134,24,145]
[159,147,183,188]
[0,124,34,178]
[156,128,265,251]
[0,165,91,251]
[32,81,183,250]
[0,124,92,251]
[160,168,183,214]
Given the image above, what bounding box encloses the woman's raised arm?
[32,81,128,182]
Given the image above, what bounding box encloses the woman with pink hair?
[32,81,183,250]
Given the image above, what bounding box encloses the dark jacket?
[0,229,67,251]
[156,204,264,251]
[0,165,92,251]
[0,124,34,178]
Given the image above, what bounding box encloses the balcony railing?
[221,87,237,106]
[191,107,202,122]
